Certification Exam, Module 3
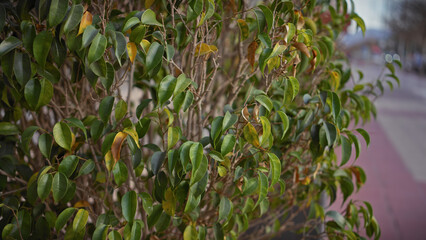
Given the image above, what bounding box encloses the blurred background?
[337,0,426,239]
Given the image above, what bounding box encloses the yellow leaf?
[267,56,280,72]
[218,166,227,177]
[197,12,206,27]
[127,42,137,63]
[162,188,176,216]
[105,150,114,172]
[123,127,140,148]
[243,123,260,148]
[330,71,341,90]
[145,0,155,9]
[237,19,249,40]
[78,11,93,35]
[194,43,218,57]
[111,132,128,164]
[74,200,90,208]
[140,39,151,53]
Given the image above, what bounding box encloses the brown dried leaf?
[293,42,311,58]
[247,41,258,71]
[111,132,128,164]
[242,106,250,122]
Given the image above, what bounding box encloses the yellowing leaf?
[111,132,128,164]
[105,150,114,172]
[218,166,227,177]
[194,43,218,57]
[123,127,140,148]
[243,123,260,148]
[140,39,151,53]
[247,41,258,71]
[237,19,249,40]
[162,188,176,216]
[78,11,93,35]
[145,0,155,9]
[330,71,341,90]
[197,12,206,27]
[127,42,137,63]
[74,200,90,208]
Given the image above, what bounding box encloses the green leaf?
[256,172,268,206]
[0,122,19,135]
[268,153,281,186]
[190,143,207,185]
[356,128,370,147]
[323,122,337,147]
[52,172,68,202]
[352,14,366,36]
[81,25,99,49]
[221,134,236,156]
[184,225,198,240]
[331,92,341,120]
[73,209,89,232]
[151,151,166,175]
[48,0,67,27]
[108,230,121,240]
[277,111,289,139]
[13,51,31,86]
[141,9,162,26]
[55,208,76,231]
[347,132,361,159]
[340,136,352,166]
[213,223,224,240]
[166,44,175,61]
[39,133,53,158]
[129,25,146,44]
[53,122,73,151]
[33,31,53,68]
[78,160,95,177]
[254,9,266,32]
[101,62,115,91]
[168,127,180,150]
[258,5,273,33]
[222,111,238,132]
[99,96,114,123]
[243,123,260,148]
[184,193,201,213]
[139,192,153,215]
[130,221,143,240]
[59,155,79,178]
[210,117,223,146]
[114,32,127,66]
[92,224,108,240]
[21,126,39,155]
[115,100,128,121]
[146,42,164,72]
[63,4,84,34]
[0,36,22,57]
[287,77,299,101]
[37,173,53,201]
[88,34,107,64]
[260,116,271,146]
[218,197,232,221]
[158,75,177,106]
[183,91,194,112]
[25,78,53,110]
[123,17,140,32]
[66,117,87,140]
[122,191,138,222]
[242,177,258,196]
[113,161,128,186]
[326,210,346,229]
[173,74,192,96]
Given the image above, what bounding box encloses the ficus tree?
[0,0,400,239]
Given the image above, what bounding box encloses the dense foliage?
[0,0,400,239]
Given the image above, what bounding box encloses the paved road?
[333,61,426,239]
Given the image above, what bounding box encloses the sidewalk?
[334,62,426,239]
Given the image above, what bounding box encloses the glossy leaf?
[151,151,166,175]
[73,209,89,232]
[113,161,128,186]
[184,225,198,240]
[340,136,352,166]
[218,197,232,221]
[168,127,180,150]
[221,134,236,156]
[268,153,281,186]
[59,155,79,178]
[55,208,76,231]
[99,96,114,123]
[111,132,128,164]
[146,42,164,72]
[81,25,99,49]
[33,31,53,68]
[39,133,53,158]
[53,122,73,151]
[37,173,53,201]
[78,11,93,35]
[122,191,138,222]
[88,34,107,64]
[356,128,370,147]
[0,36,21,57]
[77,160,95,177]
[115,99,128,121]
[52,172,68,202]
[141,9,162,26]
[48,0,67,27]
[63,4,84,34]
[158,75,177,106]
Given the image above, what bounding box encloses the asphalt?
[331,61,426,239]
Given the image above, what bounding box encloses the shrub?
[0,0,400,239]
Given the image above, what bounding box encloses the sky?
[352,0,392,30]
